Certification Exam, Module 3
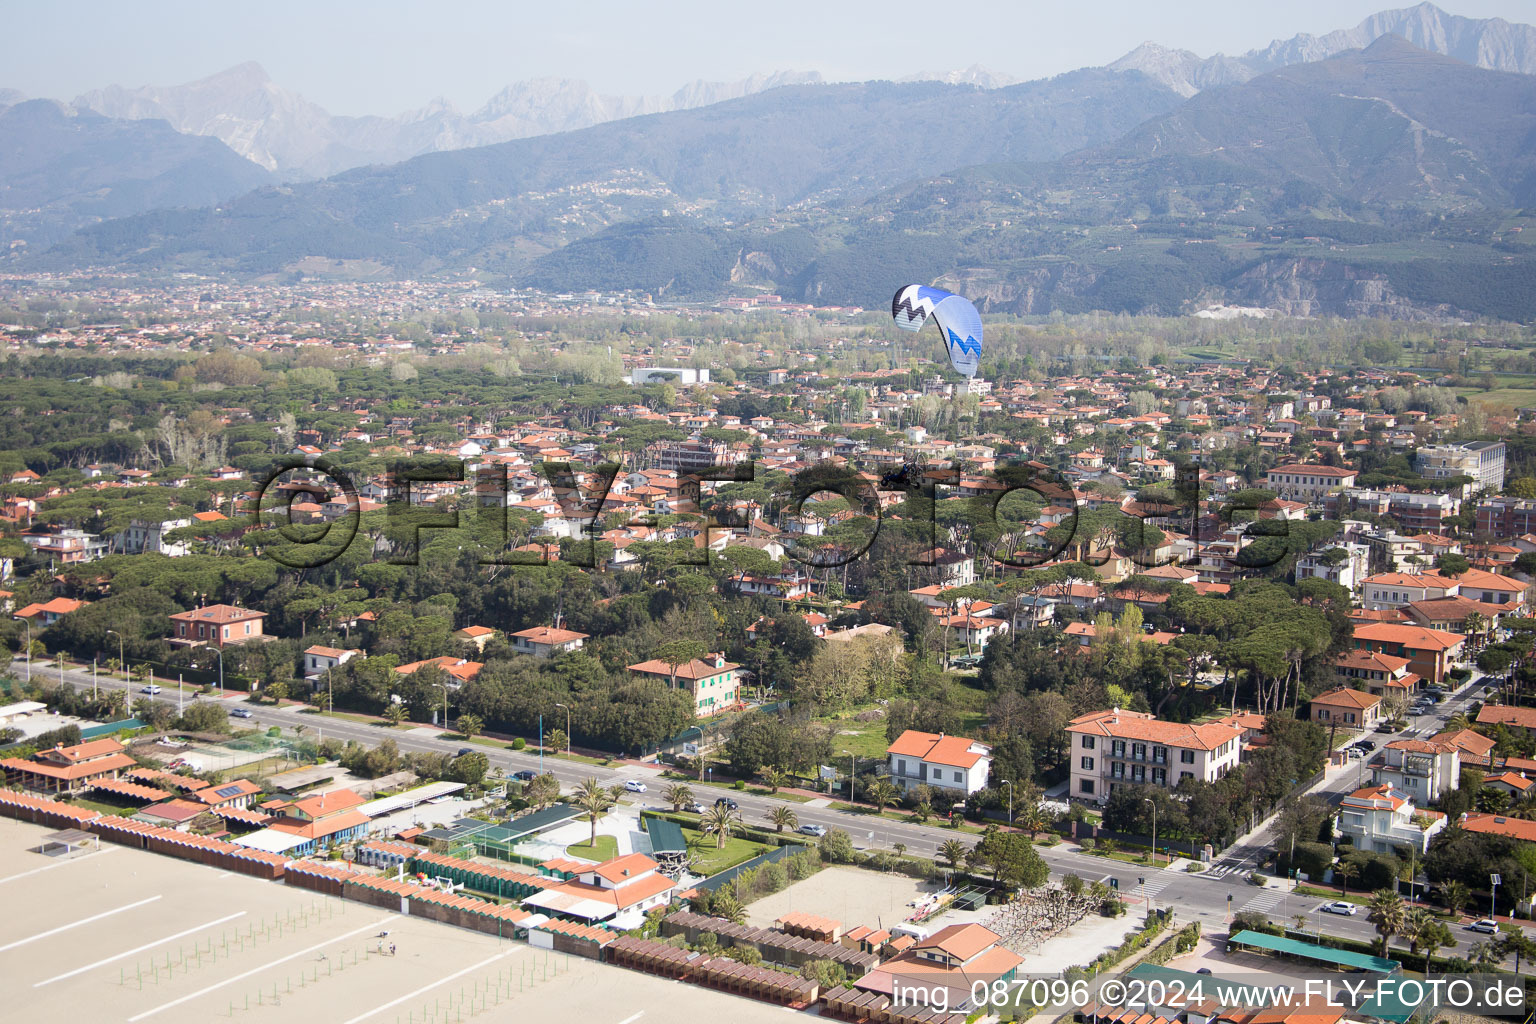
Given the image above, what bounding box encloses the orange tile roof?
[626,654,739,680]
[169,604,265,624]
[885,730,989,768]
[590,852,659,883]
[1353,622,1465,650]
[913,922,1001,961]
[1478,705,1536,730]
[1308,687,1382,710]
[2,751,136,780]
[1066,709,1241,751]
[1462,812,1536,842]
[1436,728,1496,757]
[512,626,589,644]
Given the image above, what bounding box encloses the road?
[38,661,1518,962]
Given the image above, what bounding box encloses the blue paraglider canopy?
[891,284,982,377]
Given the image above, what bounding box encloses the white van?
[889,922,929,942]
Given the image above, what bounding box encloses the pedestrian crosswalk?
[1126,871,1175,900]
[1238,888,1287,914]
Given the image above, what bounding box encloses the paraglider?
[891,284,983,377]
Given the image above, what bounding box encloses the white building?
[1369,737,1461,802]
[885,730,992,797]
[115,517,192,557]
[303,645,362,681]
[509,626,589,658]
[1338,783,1446,856]
[1417,441,1505,494]
[519,852,674,928]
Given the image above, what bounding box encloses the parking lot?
[0,819,796,1024]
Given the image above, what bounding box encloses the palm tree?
[1444,880,1471,917]
[766,805,799,833]
[866,777,901,814]
[1469,940,1504,970]
[664,783,694,812]
[893,842,907,859]
[383,703,407,726]
[1405,908,1451,972]
[940,839,967,872]
[1335,860,1361,898]
[1367,889,1407,956]
[761,766,788,794]
[701,803,741,849]
[456,713,483,739]
[573,777,614,847]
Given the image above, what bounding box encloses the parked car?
[141,684,162,695]
[456,747,474,758]
[714,797,738,810]
[624,779,647,793]
[230,708,253,719]
[687,802,707,814]
[1468,919,1500,933]
[510,770,537,782]
[1320,901,1358,915]
[798,823,828,837]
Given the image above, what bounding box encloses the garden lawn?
[684,827,770,876]
[565,836,619,861]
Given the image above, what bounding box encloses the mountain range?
[9,4,1536,321]
[1110,1,1536,94]
[70,65,827,179]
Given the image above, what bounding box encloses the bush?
[1079,838,1095,852]
[733,779,747,790]
[511,737,526,750]
[1278,841,1332,880]
[819,829,857,864]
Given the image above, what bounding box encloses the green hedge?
[1083,909,1173,974]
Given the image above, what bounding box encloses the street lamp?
[105,628,124,681]
[1492,872,1502,918]
[1144,797,1158,867]
[21,618,31,683]
[1001,779,1014,826]
[555,702,571,753]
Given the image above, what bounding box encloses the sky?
[7,0,1534,116]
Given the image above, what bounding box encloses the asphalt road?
[34,660,1525,964]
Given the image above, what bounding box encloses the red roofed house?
[1477,704,1536,735]
[886,730,993,798]
[627,652,740,717]
[168,604,266,649]
[454,625,499,652]
[13,597,86,626]
[1460,812,1536,845]
[257,788,370,855]
[509,625,589,658]
[1435,728,1496,764]
[1306,687,1384,729]
[1066,709,1242,804]
[518,852,674,928]
[394,656,483,684]
[1337,784,1446,855]
[1352,622,1466,685]
[1484,771,1536,798]
[0,737,136,795]
[1333,649,1420,697]
[853,922,1023,1012]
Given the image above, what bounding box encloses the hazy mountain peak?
[898,65,1021,89]
[1109,2,1536,96]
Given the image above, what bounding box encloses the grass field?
[563,836,618,861]
[683,828,771,876]
[1455,386,1536,410]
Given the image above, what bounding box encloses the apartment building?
[1352,622,1466,686]
[1065,709,1243,804]
[885,730,993,797]
[1417,441,1505,493]
[1475,497,1536,539]
[1360,572,1458,611]
[1368,737,1461,802]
